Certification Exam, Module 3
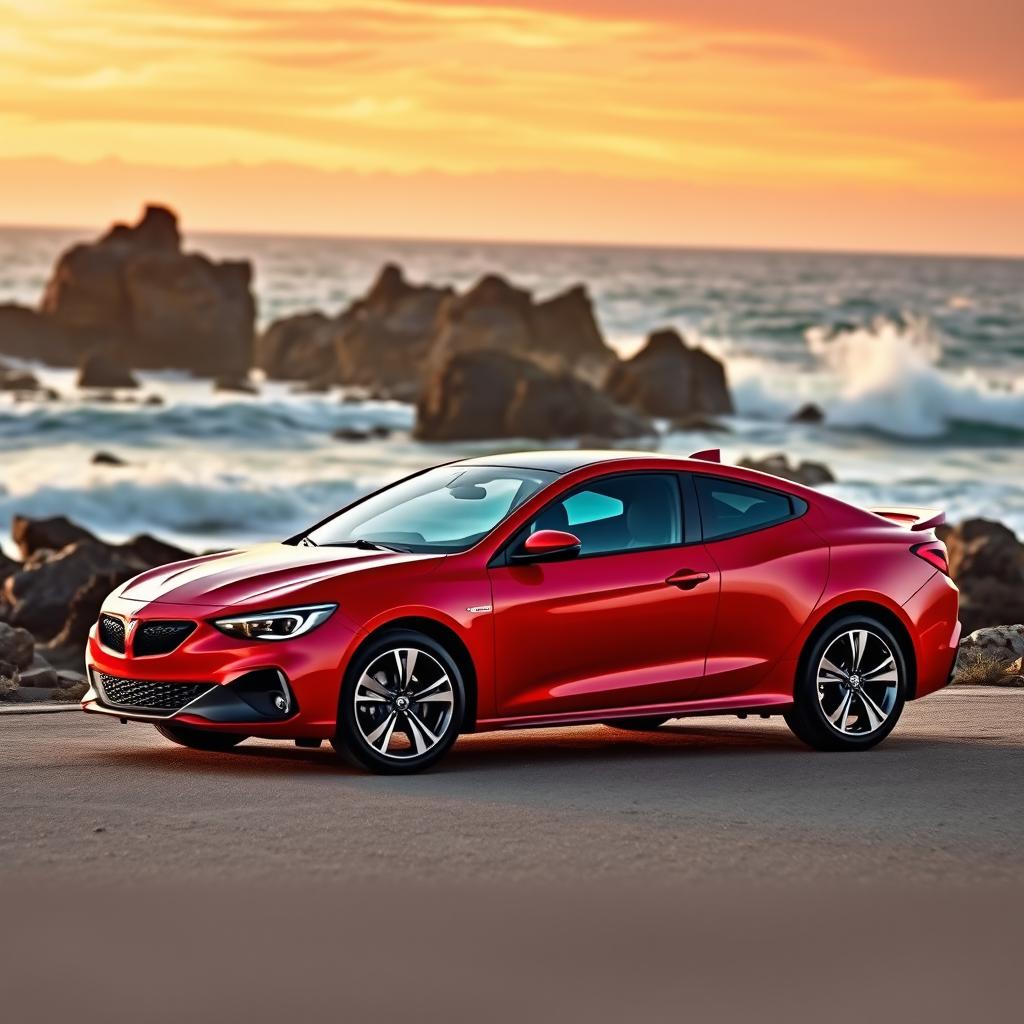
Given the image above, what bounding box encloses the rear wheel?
[155,723,248,751]
[603,716,671,731]
[785,615,907,751]
[332,629,466,774]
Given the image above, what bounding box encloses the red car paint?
[83,451,960,742]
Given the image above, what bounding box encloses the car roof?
[455,449,679,474]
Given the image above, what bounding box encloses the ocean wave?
[731,316,1024,440]
[0,475,365,547]
[0,393,413,448]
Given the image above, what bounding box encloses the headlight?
[212,604,336,641]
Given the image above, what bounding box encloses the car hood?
[117,543,441,608]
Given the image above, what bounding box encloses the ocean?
[1,226,1022,555]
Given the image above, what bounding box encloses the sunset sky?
[1,0,1021,253]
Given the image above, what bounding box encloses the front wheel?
[332,629,466,774]
[785,615,907,752]
[155,723,248,751]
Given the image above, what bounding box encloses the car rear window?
[695,476,804,540]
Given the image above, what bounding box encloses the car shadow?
[88,716,969,779]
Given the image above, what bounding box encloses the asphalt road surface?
[3,687,1022,1022]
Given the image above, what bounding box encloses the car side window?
[694,476,802,540]
[528,473,682,557]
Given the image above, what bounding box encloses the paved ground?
[3,687,1022,1022]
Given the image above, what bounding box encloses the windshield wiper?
[298,536,318,548]
[327,539,411,553]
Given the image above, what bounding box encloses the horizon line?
[1,218,1020,264]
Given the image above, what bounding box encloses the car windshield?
[303,465,558,553]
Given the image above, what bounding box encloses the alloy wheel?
[352,647,456,761]
[816,629,901,736]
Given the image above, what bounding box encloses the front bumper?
[82,597,363,738]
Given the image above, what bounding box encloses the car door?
[690,473,829,699]
[488,472,721,719]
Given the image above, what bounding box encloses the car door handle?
[665,569,711,590]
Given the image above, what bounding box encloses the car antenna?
[689,448,721,463]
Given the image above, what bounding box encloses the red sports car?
[83,450,960,773]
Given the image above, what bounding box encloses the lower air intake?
[97,673,211,716]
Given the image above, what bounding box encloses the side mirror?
[510,529,582,564]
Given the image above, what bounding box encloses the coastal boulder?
[77,349,140,389]
[11,515,97,560]
[953,625,1024,686]
[605,329,732,419]
[430,275,615,382]
[3,540,134,639]
[415,349,651,442]
[41,205,255,378]
[257,311,338,383]
[937,519,1024,634]
[0,304,75,365]
[334,264,451,396]
[3,517,195,640]
[738,453,835,487]
[0,622,35,671]
[532,284,616,384]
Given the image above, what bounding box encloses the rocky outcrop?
[0,622,35,671]
[91,451,128,466]
[4,541,133,639]
[257,311,338,383]
[41,205,254,378]
[0,361,59,401]
[334,264,451,398]
[11,514,97,560]
[430,274,615,385]
[738,453,835,486]
[604,329,732,419]
[415,348,650,442]
[937,519,1024,635]
[3,518,193,641]
[789,403,825,424]
[46,570,125,651]
[77,349,140,389]
[0,303,76,365]
[953,626,1024,686]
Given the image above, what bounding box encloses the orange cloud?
[0,1,1020,253]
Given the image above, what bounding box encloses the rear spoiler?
[869,507,945,531]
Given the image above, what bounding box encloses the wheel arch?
[798,600,919,699]
[347,615,479,732]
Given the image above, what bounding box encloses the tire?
[603,716,671,731]
[155,723,248,751]
[332,629,466,774]
[784,614,908,752]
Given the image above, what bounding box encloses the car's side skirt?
[474,693,794,732]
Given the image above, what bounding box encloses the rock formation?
[40,205,254,377]
[0,304,75,365]
[605,329,732,419]
[430,274,615,386]
[738,453,835,486]
[415,348,650,442]
[334,264,452,398]
[937,519,1024,635]
[954,625,1024,686]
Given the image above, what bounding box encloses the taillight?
[911,541,949,575]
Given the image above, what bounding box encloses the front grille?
[134,620,197,657]
[98,614,126,654]
[96,672,211,716]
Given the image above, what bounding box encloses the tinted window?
[695,476,798,540]
[307,466,556,553]
[528,474,681,556]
